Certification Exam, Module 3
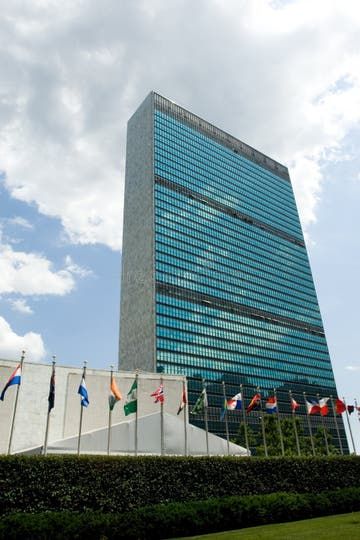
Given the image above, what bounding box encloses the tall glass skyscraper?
[119,92,346,450]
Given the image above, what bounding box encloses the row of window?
[156,237,319,309]
[156,313,330,359]
[155,212,313,294]
[155,184,310,272]
[154,145,300,236]
[154,127,295,218]
[156,302,328,353]
[154,112,292,202]
[158,361,336,394]
[156,237,316,307]
[156,351,335,387]
[156,324,330,365]
[156,335,333,379]
[156,293,324,340]
[154,208,312,287]
[155,159,302,240]
[156,267,321,326]
[155,256,320,321]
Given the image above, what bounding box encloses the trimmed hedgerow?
[0,455,359,515]
[0,487,360,539]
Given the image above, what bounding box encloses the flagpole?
[135,370,139,456]
[330,395,343,455]
[107,365,114,456]
[43,355,56,456]
[289,390,301,456]
[183,378,188,456]
[355,398,360,423]
[241,384,250,456]
[274,388,284,456]
[303,392,315,456]
[160,375,164,456]
[7,350,25,455]
[203,378,209,456]
[77,360,87,457]
[221,381,230,456]
[343,396,356,454]
[258,387,268,457]
[317,393,330,455]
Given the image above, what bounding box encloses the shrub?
[0,455,359,515]
[0,487,360,539]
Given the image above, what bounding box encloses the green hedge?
[0,455,359,515]
[1,487,360,539]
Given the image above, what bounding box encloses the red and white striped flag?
[177,387,187,415]
[291,397,300,412]
[151,383,164,403]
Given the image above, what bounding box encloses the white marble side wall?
[0,359,185,453]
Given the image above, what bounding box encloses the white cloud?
[6,216,34,229]
[0,0,360,248]
[64,255,93,278]
[9,298,34,315]
[345,365,360,372]
[0,316,45,362]
[0,238,75,296]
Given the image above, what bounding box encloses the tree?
[231,415,340,456]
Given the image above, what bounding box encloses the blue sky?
[0,0,359,449]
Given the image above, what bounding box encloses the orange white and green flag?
[109,374,122,411]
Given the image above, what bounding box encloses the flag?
[246,393,261,413]
[78,377,89,407]
[306,398,320,415]
[109,374,122,411]
[151,383,164,403]
[291,397,300,412]
[220,392,243,421]
[265,396,277,414]
[48,366,55,412]
[177,387,187,415]
[335,398,346,414]
[191,389,207,415]
[226,392,242,411]
[319,397,329,416]
[347,405,354,414]
[124,378,137,416]
[0,364,21,401]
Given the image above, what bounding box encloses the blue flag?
[78,377,89,407]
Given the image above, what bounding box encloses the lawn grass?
[173,511,360,540]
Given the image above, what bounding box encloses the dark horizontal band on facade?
[156,282,325,337]
[154,93,290,182]
[155,175,305,248]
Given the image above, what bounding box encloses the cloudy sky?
[1,0,359,448]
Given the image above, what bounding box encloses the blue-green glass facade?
[120,92,346,451]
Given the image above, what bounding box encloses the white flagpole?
[7,350,25,455]
[43,355,56,456]
[289,390,301,456]
[203,378,209,456]
[183,378,188,457]
[77,360,87,457]
[258,387,268,457]
[274,388,284,456]
[317,393,330,455]
[330,395,343,455]
[241,384,250,456]
[107,365,114,456]
[135,370,139,456]
[221,381,230,456]
[343,396,356,454]
[303,392,315,456]
[160,375,164,456]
